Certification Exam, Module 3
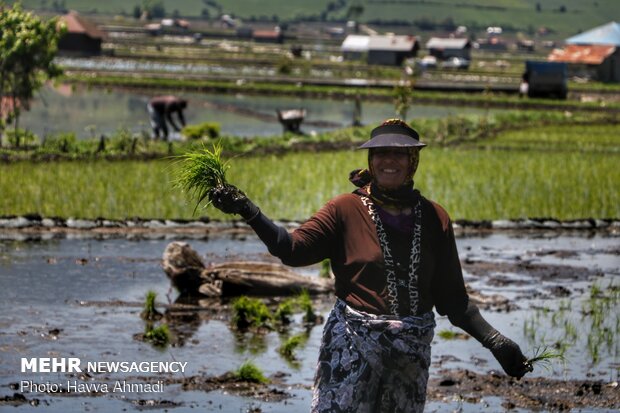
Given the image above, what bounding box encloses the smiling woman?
[206,118,533,412]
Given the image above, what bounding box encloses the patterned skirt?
[311,299,435,413]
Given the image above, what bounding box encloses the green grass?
[1,132,618,220]
[473,124,620,153]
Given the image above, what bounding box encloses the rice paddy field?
[1,121,619,221]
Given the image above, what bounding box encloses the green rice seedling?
[235,360,268,384]
[141,290,162,321]
[563,320,578,343]
[526,346,566,372]
[175,142,230,214]
[144,324,170,347]
[590,283,603,299]
[523,318,537,343]
[274,298,296,325]
[319,259,332,279]
[298,290,317,324]
[231,296,273,330]
[437,330,459,340]
[587,334,601,364]
[278,333,308,361]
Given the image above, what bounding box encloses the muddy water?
[19,85,500,139]
[0,231,618,412]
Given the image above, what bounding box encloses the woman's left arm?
[431,210,531,378]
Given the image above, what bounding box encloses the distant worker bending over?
[147,95,187,140]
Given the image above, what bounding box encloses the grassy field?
[1,121,618,221]
[8,0,619,39]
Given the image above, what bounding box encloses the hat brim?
[357,134,426,149]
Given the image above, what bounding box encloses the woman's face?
[370,147,413,190]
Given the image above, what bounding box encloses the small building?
[367,35,419,66]
[565,21,620,47]
[341,34,370,60]
[517,39,535,52]
[550,21,620,82]
[252,30,284,44]
[425,37,471,60]
[475,37,508,51]
[236,26,254,39]
[548,45,620,82]
[58,11,105,56]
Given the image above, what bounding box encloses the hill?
[7,0,620,40]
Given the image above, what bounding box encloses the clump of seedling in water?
[232,296,273,330]
[526,346,566,372]
[175,142,232,214]
[319,259,332,279]
[235,360,268,384]
[141,290,163,321]
[278,333,308,364]
[144,324,170,348]
[274,298,296,325]
[437,329,469,340]
[298,290,318,324]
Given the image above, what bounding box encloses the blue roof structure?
[566,21,620,46]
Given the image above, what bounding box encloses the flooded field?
[21,85,501,139]
[0,228,618,412]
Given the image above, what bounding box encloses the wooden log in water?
[162,241,334,297]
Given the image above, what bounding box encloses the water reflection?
[20,84,500,139]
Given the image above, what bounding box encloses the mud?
[428,369,620,411]
[1,230,618,412]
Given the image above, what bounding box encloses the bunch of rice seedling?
[231,296,273,330]
[235,360,268,384]
[298,290,318,324]
[278,333,308,361]
[140,290,162,321]
[144,324,170,347]
[526,346,566,371]
[175,142,230,214]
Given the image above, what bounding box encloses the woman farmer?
[208,118,531,412]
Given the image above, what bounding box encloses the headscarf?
[349,146,421,209]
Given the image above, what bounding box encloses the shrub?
[41,132,78,153]
[6,129,39,147]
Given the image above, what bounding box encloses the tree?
[141,0,165,19]
[0,2,64,146]
[393,85,413,121]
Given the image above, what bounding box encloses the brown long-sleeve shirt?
[249,192,470,320]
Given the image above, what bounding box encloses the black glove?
[208,184,260,221]
[483,330,533,378]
